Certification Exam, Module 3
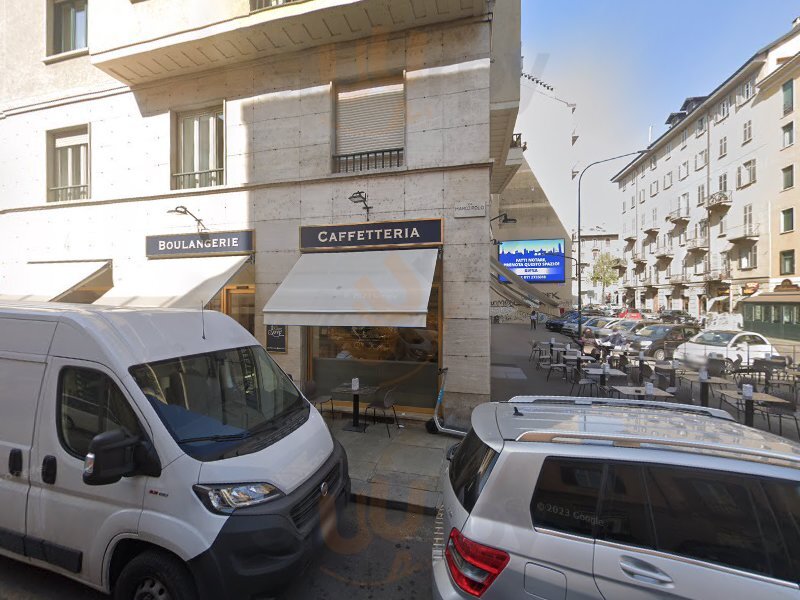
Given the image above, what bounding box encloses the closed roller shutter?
[336,81,405,156]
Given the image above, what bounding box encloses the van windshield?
[129,345,308,461]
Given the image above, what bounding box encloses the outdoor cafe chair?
[364,387,400,436]
[301,380,335,420]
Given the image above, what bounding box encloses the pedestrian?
[530,307,537,330]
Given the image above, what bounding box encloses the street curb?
[349,491,438,516]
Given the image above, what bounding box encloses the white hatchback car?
[673,330,777,368]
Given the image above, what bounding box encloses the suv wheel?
[114,550,196,600]
[653,349,666,361]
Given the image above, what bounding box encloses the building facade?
[571,228,624,307]
[0,0,522,424]
[612,20,800,319]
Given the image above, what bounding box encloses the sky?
[516,0,800,236]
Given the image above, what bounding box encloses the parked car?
[579,317,620,339]
[598,320,658,347]
[660,309,697,324]
[545,310,579,332]
[616,307,643,319]
[561,315,593,338]
[0,304,349,600]
[673,330,777,369]
[433,397,800,600]
[626,323,701,360]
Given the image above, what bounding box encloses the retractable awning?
[94,255,249,308]
[0,260,111,302]
[263,248,438,327]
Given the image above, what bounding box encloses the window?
[59,367,142,458]
[782,123,794,148]
[650,156,657,170]
[782,207,794,232]
[680,129,688,148]
[737,159,756,187]
[622,200,626,213]
[719,172,728,192]
[335,79,405,172]
[695,149,707,170]
[51,0,87,55]
[646,465,772,578]
[697,184,705,205]
[740,243,758,269]
[678,160,689,180]
[664,171,673,188]
[759,478,800,582]
[652,207,657,223]
[719,136,727,157]
[782,165,794,190]
[717,96,730,121]
[174,106,224,189]
[630,195,635,209]
[719,215,726,235]
[640,166,645,179]
[448,429,498,513]
[664,141,671,159]
[49,126,89,202]
[597,463,653,548]
[781,250,795,275]
[650,180,659,196]
[740,77,755,103]
[638,190,645,204]
[531,458,603,537]
[743,120,752,144]
[783,79,794,116]
[696,116,706,135]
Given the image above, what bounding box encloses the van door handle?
[41,455,57,485]
[8,449,22,476]
[619,557,673,586]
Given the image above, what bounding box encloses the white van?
[0,302,349,599]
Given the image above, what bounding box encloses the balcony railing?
[643,275,659,286]
[172,168,224,190]
[654,245,672,258]
[333,148,404,173]
[623,231,637,242]
[685,236,709,252]
[704,268,731,281]
[668,207,690,223]
[643,222,660,234]
[727,223,760,242]
[670,273,688,284]
[48,184,89,202]
[250,0,302,11]
[632,250,647,264]
[511,133,526,149]
[706,190,732,211]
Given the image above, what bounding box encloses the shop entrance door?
[222,285,255,335]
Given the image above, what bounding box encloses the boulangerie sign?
[146,230,254,258]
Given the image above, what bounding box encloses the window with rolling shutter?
[334,79,405,172]
[49,126,89,202]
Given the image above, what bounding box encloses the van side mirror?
[83,429,161,486]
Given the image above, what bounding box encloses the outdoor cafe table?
[611,385,675,400]
[584,367,626,388]
[331,383,380,433]
[719,389,791,427]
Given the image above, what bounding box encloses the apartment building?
[0,0,522,423]
[571,228,624,306]
[613,20,800,318]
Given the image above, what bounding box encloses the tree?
[590,253,620,305]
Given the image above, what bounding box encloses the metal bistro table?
[331,383,380,433]
[584,367,626,388]
[719,389,790,427]
[611,385,674,400]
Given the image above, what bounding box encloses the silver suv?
[432,397,800,599]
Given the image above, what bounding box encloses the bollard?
[743,383,754,427]
[699,367,709,407]
[645,381,654,401]
[638,351,645,386]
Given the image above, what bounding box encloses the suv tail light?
[445,528,509,597]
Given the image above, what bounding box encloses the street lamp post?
[576,150,647,338]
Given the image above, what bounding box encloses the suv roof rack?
[515,430,800,468]
[504,396,733,421]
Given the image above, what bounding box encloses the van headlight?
[193,483,283,513]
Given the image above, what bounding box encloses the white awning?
[263,248,438,327]
[94,255,249,308]
[0,260,111,302]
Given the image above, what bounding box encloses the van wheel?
[114,550,196,600]
[653,349,666,361]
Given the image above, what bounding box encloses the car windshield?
[612,320,636,331]
[129,345,307,461]
[691,331,736,346]
[636,325,672,338]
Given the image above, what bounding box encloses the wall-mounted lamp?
[348,191,373,221]
[167,205,208,233]
[489,212,517,224]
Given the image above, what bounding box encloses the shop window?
[780,250,795,276]
[50,0,87,56]
[173,106,224,190]
[334,78,405,173]
[48,126,89,202]
[58,367,141,458]
[206,262,255,335]
[309,258,440,410]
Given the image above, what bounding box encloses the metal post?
[700,381,709,407]
[745,396,754,426]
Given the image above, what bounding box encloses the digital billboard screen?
[498,239,566,283]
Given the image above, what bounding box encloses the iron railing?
[511,133,524,148]
[727,223,760,241]
[251,0,302,11]
[48,184,89,202]
[686,236,709,251]
[668,207,690,222]
[172,168,224,190]
[333,148,403,173]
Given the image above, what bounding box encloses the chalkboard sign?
[266,325,287,353]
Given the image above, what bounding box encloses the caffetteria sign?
[146,230,254,258]
[300,219,442,252]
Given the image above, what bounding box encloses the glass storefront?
[308,260,441,411]
[207,262,255,335]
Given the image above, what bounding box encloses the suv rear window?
[531,458,603,536]
[449,429,498,513]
